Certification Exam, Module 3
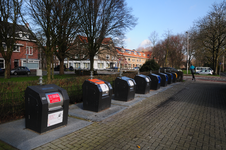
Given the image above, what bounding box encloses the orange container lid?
[88,79,105,84]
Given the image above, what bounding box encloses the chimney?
[25,23,29,28]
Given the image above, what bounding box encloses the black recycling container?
[162,72,173,84]
[134,74,151,94]
[148,73,161,90]
[25,84,69,133]
[114,76,136,101]
[82,79,113,112]
[157,72,168,87]
[171,72,177,83]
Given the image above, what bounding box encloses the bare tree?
[76,0,137,71]
[0,0,22,79]
[23,0,61,81]
[152,40,166,67]
[152,34,186,68]
[193,1,226,74]
[148,31,158,48]
[53,0,80,75]
[163,29,172,67]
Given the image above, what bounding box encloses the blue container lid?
[165,74,168,81]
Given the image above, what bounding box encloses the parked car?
[0,68,4,75]
[106,67,119,72]
[197,70,213,75]
[160,67,181,72]
[134,67,140,70]
[54,65,67,71]
[11,66,31,75]
[195,67,213,74]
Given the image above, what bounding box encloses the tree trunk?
[46,54,51,82]
[51,55,54,79]
[60,59,64,75]
[215,57,219,75]
[90,56,94,71]
[4,59,11,79]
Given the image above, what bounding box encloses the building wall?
[0,40,39,69]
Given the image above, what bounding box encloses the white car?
[197,70,213,75]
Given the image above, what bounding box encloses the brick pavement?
[32,80,226,150]
[1,80,226,150]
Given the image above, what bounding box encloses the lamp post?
[26,41,28,67]
[186,31,189,75]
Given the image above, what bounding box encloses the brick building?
[115,47,152,69]
[0,23,39,70]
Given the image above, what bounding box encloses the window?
[134,51,137,55]
[112,56,114,60]
[94,55,98,59]
[75,54,79,59]
[132,59,135,62]
[75,63,80,69]
[84,63,90,69]
[24,34,29,39]
[129,64,131,68]
[13,46,20,52]
[2,44,7,51]
[128,58,131,61]
[98,63,104,69]
[143,54,145,56]
[106,55,110,60]
[0,59,4,68]
[26,47,33,55]
[126,51,131,54]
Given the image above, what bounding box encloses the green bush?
[140,59,160,72]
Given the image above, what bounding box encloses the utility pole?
[186,32,189,75]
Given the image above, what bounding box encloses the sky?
[124,0,223,50]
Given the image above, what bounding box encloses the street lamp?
[26,41,28,67]
[186,31,189,75]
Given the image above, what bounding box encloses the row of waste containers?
[24,70,180,133]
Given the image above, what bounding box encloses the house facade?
[0,24,39,70]
[63,35,118,70]
[115,47,152,69]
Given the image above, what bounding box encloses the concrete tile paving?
[1,79,226,150]
[33,80,226,150]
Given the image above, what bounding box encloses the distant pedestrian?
[190,64,196,81]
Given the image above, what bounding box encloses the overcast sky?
[124,0,223,50]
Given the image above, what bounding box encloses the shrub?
[140,59,160,72]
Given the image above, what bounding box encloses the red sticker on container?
[48,93,61,103]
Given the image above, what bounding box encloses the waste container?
[25,84,69,133]
[114,76,136,101]
[82,79,112,112]
[157,72,168,87]
[171,72,177,83]
[148,73,161,90]
[162,71,173,84]
[134,74,151,94]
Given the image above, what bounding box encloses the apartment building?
[115,47,152,69]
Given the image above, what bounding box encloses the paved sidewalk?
[1,80,226,150]
[184,75,226,82]
[31,80,226,150]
